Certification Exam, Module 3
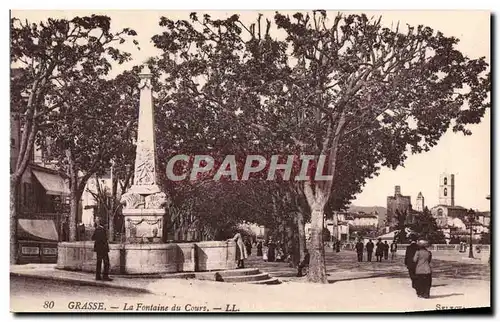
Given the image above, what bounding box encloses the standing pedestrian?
[413,240,433,298]
[383,241,389,260]
[267,238,276,262]
[375,238,384,262]
[245,238,252,256]
[297,249,310,277]
[355,238,364,262]
[77,221,86,241]
[256,241,263,256]
[366,239,374,262]
[61,215,69,242]
[91,217,112,281]
[230,232,248,268]
[405,235,419,293]
[390,241,398,260]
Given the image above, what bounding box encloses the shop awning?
[32,170,70,196]
[17,218,59,241]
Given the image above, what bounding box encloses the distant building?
[430,204,468,227]
[348,212,378,227]
[80,173,114,227]
[428,173,490,243]
[11,98,70,263]
[415,192,425,212]
[386,185,412,228]
[320,211,379,242]
[439,173,455,206]
[475,211,491,227]
[325,212,351,242]
[238,222,269,241]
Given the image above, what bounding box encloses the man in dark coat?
[405,235,419,293]
[366,239,374,262]
[297,249,310,277]
[256,241,263,256]
[92,217,112,281]
[267,239,276,262]
[355,239,364,262]
[390,241,398,260]
[245,239,252,256]
[61,215,69,241]
[383,241,390,260]
[375,238,384,262]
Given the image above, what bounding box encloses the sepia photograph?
[8,8,491,313]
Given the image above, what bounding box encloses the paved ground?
[247,248,491,283]
[10,249,490,313]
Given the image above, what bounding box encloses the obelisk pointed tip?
[140,65,152,76]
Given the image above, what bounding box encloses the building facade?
[349,212,379,227]
[430,204,468,227]
[439,173,455,206]
[11,110,70,264]
[415,192,425,212]
[386,185,412,228]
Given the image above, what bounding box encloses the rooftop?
[432,204,467,210]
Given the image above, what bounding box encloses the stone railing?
[340,243,490,253]
[395,244,490,252]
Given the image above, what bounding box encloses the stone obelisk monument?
[121,65,167,243]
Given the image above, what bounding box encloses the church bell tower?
[439,173,455,206]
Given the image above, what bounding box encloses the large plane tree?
[10,15,138,256]
[150,11,489,283]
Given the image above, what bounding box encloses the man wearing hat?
[413,239,433,298]
[92,217,112,281]
[404,235,419,292]
[355,238,364,262]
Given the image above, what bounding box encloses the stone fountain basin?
[56,240,238,275]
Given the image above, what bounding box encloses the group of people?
[61,216,86,241]
[405,236,433,299]
[355,238,397,262]
[354,235,434,298]
[256,238,286,262]
[232,235,290,268]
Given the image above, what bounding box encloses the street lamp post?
[467,209,475,259]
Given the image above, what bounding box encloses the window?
[444,188,448,196]
[444,177,447,185]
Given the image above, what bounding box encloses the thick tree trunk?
[307,206,328,283]
[332,210,338,241]
[285,219,294,262]
[109,172,119,242]
[108,214,115,242]
[10,176,20,265]
[69,190,80,241]
[296,211,306,262]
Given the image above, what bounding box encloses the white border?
[2,1,498,322]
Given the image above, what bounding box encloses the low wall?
[57,240,236,275]
[196,241,238,271]
[395,244,490,254]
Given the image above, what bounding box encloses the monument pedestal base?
[123,209,165,242]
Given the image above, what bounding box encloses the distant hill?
[348,205,387,227]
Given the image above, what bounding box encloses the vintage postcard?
[9,10,491,313]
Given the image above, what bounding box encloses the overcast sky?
[12,10,491,211]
